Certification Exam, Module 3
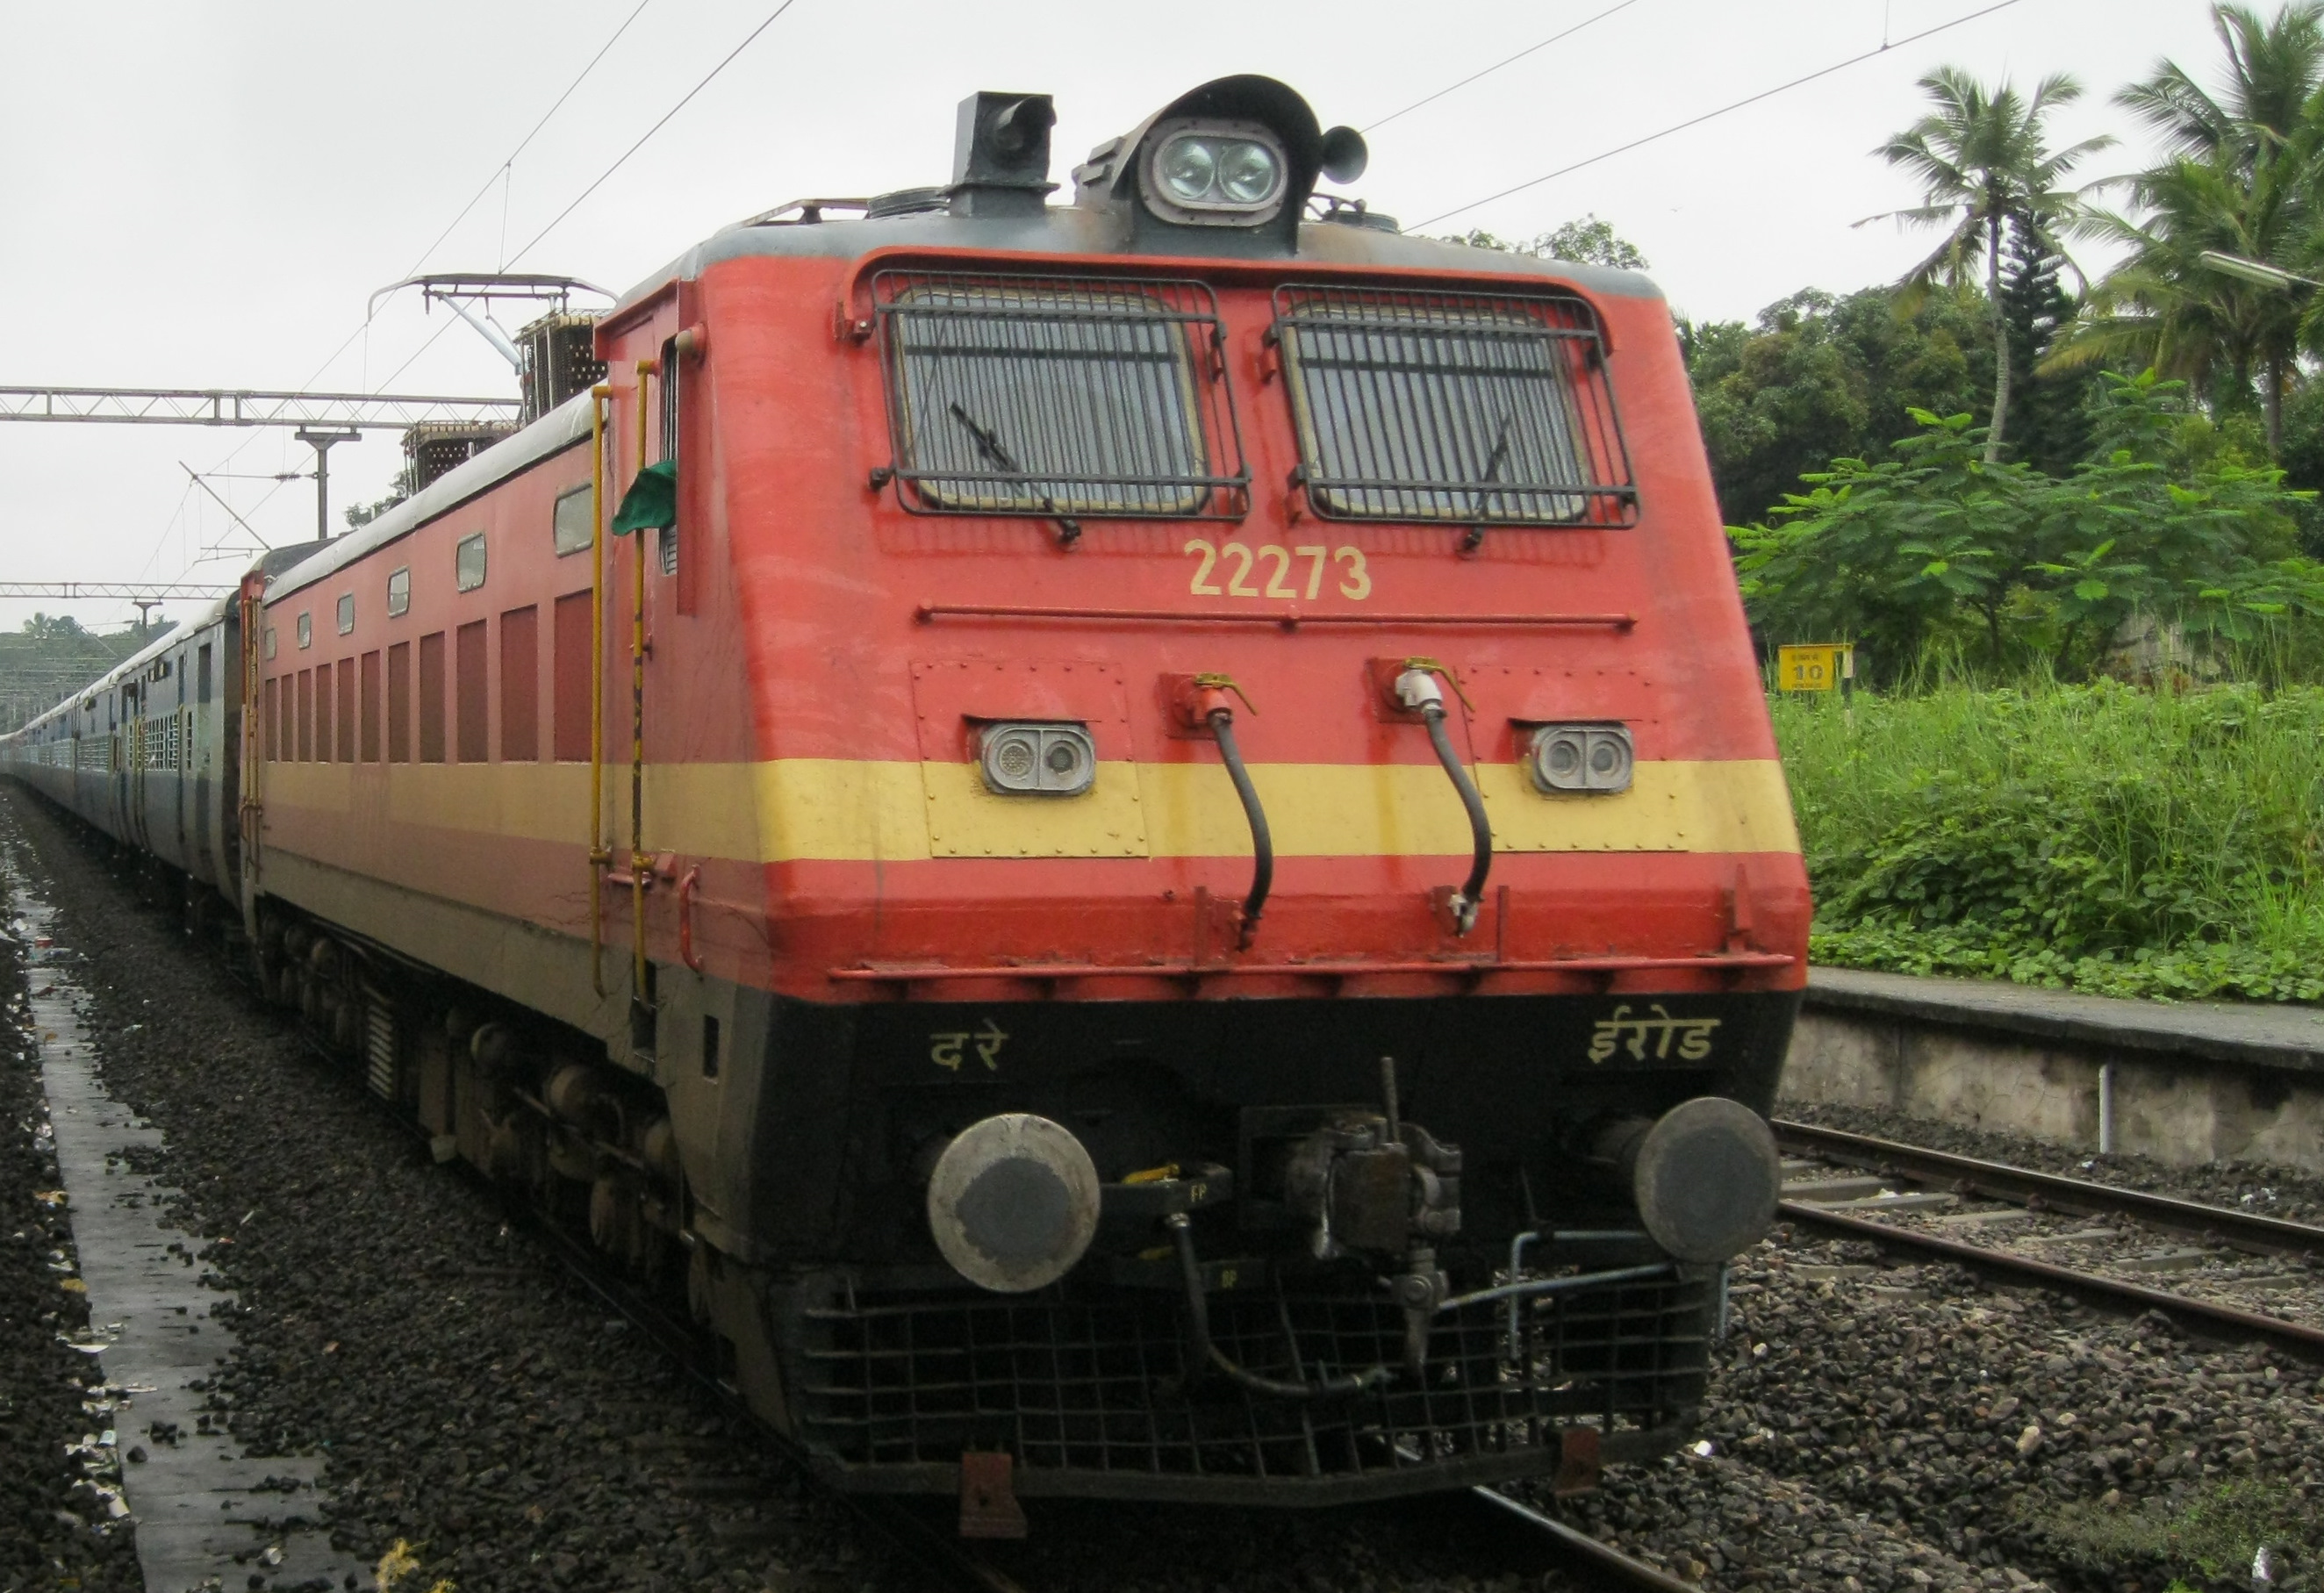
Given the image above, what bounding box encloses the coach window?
[264,625,277,661]
[197,644,212,704]
[297,613,312,649]
[387,566,411,617]
[337,592,355,635]
[553,484,593,556]
[455,533,487,593]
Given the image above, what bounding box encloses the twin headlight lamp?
[1142,119,1288,225]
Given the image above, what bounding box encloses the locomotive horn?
[1597,1098,1781,1266]
[926,1114,1101,1293]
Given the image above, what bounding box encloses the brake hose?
[1396,667,1492,936]
[1166,1214,1391,1400]
[1206,707,1273,948]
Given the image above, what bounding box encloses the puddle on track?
[10,864,361,1592]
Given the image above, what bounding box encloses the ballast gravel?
[1,792,900,1592]
[1517,1228,2324,1593]
[0,868,142,1589]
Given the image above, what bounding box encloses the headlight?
[979,721,1096,796]
[1143,123,1288,223]
[1218,140,1280,203]
[1527,723,1633,794]
[1158,137,1218,204]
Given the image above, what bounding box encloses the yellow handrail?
[630,360,656,1016]
[588,384,611,997]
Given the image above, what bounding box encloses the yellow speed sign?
[1777,643,1854,692]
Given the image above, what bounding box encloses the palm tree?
[1861,68,2112,462]
[2054,155,2306,450]
[2052,4,2324,456]
[2119,2,2324,169]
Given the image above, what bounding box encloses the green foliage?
[1445,215,1648,270]
[1776,680,2324,1004]
[1998,219,2096,473]
[1730,372,2324,680]
[0,614,149,734]
[1866,65,2112,462]
[1683,284,1994,527]
[2023,1475,2317,1582]
[345,492,406,531]
[2062,4,2324,456]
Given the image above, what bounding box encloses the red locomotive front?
[233,75,1807,1510]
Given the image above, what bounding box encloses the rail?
[1780,1199,2324,1365]
[1774,1119,2324,1261]
[1464,1486,1700,1593]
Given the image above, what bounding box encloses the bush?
[1777,679,2324,1003]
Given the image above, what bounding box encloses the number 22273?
[1185,540,1371,601]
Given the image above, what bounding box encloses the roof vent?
[867,185,951,220]
[948,91,1056,218]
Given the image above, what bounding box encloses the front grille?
[796,1268,1705,1493]
[1269,283,1638,527]
[871,270,1250,522]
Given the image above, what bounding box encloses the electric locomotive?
[0,75,1808,1519]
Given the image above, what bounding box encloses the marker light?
[1527,723,1633,794]
[979,721,1096,796]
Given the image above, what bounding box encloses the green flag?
[611,459,677,535]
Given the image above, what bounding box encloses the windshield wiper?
[1459,413,1515,555]
[949,403,1082,548]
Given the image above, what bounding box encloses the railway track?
[1772,1117,2324,1363]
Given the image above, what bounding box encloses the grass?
[1771,679,2324,1004]
[2022,1477,2318,1583]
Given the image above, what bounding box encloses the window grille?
[872,271,1248,521]
[1269,283,1637,527]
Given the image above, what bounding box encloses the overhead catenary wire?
[177,0,663,540]
[1364,0,1645,133]
[1410,0,2032,230]
[504,0,805,269]
[414,0,659,280]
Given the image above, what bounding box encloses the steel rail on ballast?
[1774,1120,2324,1261]
[1463,1487,1701,1593]
[1778,1200,2324,1365]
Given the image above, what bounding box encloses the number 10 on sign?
[1777,644,1854,694]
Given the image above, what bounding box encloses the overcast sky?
[0,0,2230,631]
